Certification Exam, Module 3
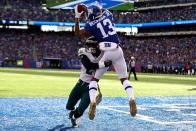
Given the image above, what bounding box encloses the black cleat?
[68,110,75,119]
[70,117,79,128]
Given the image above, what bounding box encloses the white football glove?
[74,5,84,18]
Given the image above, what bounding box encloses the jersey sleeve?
[84,23,92,32]
[105,9,113,21]
[80,55,99,70]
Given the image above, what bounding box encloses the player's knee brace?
[122,80,132,90]
[89,81,98,91]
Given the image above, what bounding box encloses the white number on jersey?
[96,18,116,38]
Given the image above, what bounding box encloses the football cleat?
[88,102,96,120]
[130,99,137,117]
[70,117,79,128]
[68,110,75,119]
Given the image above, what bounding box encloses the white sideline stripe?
[99,106,144,110]
[162,121,196,124]
[100,106,163,124]
[99,105,128,108]
[100,106,129,114]
[148,105,196,109]
[99,105,196,110]
[165,109,181,112]
[183,114,196,117]
[100,106,196,125]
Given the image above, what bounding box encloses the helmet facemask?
[86,36,100,56]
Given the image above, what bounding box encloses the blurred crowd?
[0,30,195,66]
[135,0,196,8]
[122,35,196,65]
[113,7,196,23]
[0,31,79,61]
[0,0,196,23]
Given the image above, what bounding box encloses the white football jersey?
[78,48,104,83]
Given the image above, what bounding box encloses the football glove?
[74,5,84,18]
[98,60,112,68]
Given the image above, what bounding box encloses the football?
[77,4,87,13]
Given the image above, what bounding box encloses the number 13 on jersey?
[96,18,116,38]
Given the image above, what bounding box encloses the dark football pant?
[66,79,90,117]
[128,67,138,80]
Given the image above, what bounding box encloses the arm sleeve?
[84,23,91,32]
[106,9,113,21]
[80,55,99,70]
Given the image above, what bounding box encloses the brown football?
[77,4,87,13]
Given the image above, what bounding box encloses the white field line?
[99,105,196,125]
[162,121,196,124]
[147,105,196,109]
[99,106,144,110]
[99,106,163,124]
[183,114,196,117]
[99,104,196,110]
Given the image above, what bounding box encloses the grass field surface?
[0,68,195,97]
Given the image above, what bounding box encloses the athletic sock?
[123,80,135,100]
[89,81,98,103]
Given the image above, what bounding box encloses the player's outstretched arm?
[74,4,91,38]
[74,18,91,38]
[80,54,112,70]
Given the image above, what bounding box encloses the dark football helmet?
[85,36,100,55]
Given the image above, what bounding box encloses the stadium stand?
[0,30,79,60]
[0,30,195,65]
[134,0,196,8]
[0,1,195,23]
[0,0,195,74]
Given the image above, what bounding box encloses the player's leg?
[112,47,137,116]
[133,68,138,80]
[88,52,108,120]
[66,80,82,118]
[128,68,131,80]
[88,67,108,120]
[70,82,90,127]
[78,90,90,115]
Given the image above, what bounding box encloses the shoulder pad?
[78,48,90,56]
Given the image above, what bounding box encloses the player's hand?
[74,5,84,18]
[104,60,112,67]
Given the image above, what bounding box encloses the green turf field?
[0,68,195,97]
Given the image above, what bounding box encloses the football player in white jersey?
[74,4,137,120]
[66,36,112,127]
